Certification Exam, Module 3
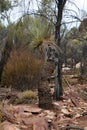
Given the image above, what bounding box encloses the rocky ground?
[0,75,87,130]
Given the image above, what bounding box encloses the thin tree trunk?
[54,57,63,100]
[81,43,87,77]
[54,0,67,100]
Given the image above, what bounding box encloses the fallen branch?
[61,125,84,130]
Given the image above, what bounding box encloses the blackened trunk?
[54,0,67,100]
[54,57,63,100]
[81,43,87,77]
[58,59,63,95]
[38,79,53,109]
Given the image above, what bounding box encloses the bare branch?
[68,15,82,22]
[18,11,55,25]
[62,20,80,25]
[64,8,79,17]
[38,0,57,17]
[67,0,80,11]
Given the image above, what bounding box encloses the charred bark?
[54,0,67,100]
[38,78,53,109]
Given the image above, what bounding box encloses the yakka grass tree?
[32,0,82,100]
[31,0,67,100]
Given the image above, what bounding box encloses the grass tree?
[21,0,68,105]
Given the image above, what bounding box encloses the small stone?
[46,115,55,120]
[53,102,59,106]
[48,119,52,123]
[67,99,71,103]
[61,108,70,115]
[75,113,81,118]
[45,111,56,120]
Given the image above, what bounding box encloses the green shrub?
[16,90,37,104]
[2,47,43,90]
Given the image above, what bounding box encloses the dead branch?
[61,124,84,130]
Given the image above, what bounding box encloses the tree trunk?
[54,0,67,100]
[54,57,63,100]
[81,56,87,77]
[38,61,54,109]
[38,78,52,109]
[81,43,87,77]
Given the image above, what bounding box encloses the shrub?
[16,90,37,104]
[1,47,43,90]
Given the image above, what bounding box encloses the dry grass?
[16,90,37,104]
[2,47,43,90]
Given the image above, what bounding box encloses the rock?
[43,110,51,114]
[53,102,60,110]
[23,107,42,114]
[20,125,28,130]
[0,121,20,130]
[14,106,42,114]
[13,106,24,113]
[22,117,49,130]
[44,111,56,120]
[46,115,55,120]
[76,62,81,69]
[61,108,70,115]
[75,113,81,118]
[19,112,32,118]
[62,67,70,72]
[84,127,87,130]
